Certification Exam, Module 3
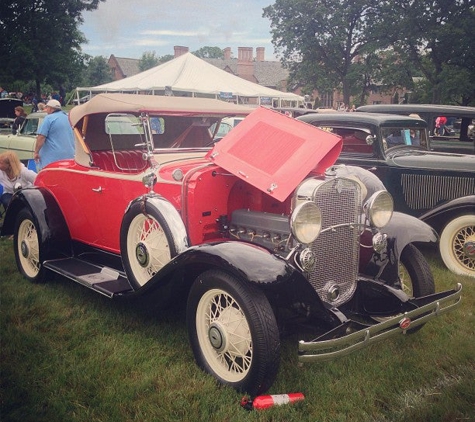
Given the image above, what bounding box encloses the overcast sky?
[80,0,278,61]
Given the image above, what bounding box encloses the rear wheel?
[14,209,45,283]
[187,270,280,395]
[439,215,475,278]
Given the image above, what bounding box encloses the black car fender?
[364,211,437,284]
[382,211,438,251]
[1,187,72,259]
[418,195,475,233]
[132,240,329,320]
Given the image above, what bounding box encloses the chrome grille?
[401,174,475,210]
[308,178,362,306]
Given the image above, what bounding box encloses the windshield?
[22,117,42,135]
[381,127,427,150]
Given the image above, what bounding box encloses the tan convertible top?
[69,93,254,127]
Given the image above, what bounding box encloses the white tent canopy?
[76,52,303,107]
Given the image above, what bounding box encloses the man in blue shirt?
[34,99,75,169]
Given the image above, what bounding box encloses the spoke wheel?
[440,215,475,278]
[187,270,280,395]
[14,209,44,282]
[121,204,176,288]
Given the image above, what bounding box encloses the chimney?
[223,47,232,60]
[174,46,189,58]
[238,47,253,62]
[256,47,265,62]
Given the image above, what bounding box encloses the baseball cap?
[45,99,62,110]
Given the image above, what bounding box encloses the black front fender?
[382,211,438,254]
[1,187,72,259]
[364,212,437,283]
[133,240,328,318]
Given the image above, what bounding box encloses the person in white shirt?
[0,151,37,209]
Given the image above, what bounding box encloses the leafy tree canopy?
[139,51,160,72]
[83,55,113,87]
[264,0,385,105]
[192,46,224,59]
[0,0,105,97]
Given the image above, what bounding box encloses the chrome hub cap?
[21,240,30,258]
[208,322,227,352]
[135,242,149,267]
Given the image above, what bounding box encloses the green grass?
[1,237,474,422]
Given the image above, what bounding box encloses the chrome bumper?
[298,283,462,362]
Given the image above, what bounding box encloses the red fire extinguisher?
[241,393,305,410]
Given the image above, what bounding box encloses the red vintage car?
[1,94,461,395]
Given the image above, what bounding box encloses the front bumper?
[298,283,462,362]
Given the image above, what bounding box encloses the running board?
[43,257,134,298]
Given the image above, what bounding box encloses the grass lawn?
[1,237,474,422]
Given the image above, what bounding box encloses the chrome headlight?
[364,190,393,228]
[290,201,322,244]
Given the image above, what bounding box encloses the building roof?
[111,56,140,78]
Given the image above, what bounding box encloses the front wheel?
[399,244,435,333]
[439,215,475,278]
[120,202,177,288]
[187,270,280,395]
[14,209,45,283]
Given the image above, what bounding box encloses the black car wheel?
[187,270,280,396]
[14,209,45,282]
[399,243,435,333]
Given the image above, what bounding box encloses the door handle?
[92,186,103,193]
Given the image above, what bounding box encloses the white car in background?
[0,112,46,162]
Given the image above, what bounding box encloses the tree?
[374,0,475,104]
[192,46,224,59]
[0,0,105,97]
[139,51,160,72]
[263,0,382,106]
[83,55,113,86]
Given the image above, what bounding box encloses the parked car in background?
[0,98,23,133]
[210,116,245,141]
[298,112,475,278]
[357,104,475,155]
[0,112,46,162]
[1,95,461,395]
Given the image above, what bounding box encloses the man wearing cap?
[34,99,75,169]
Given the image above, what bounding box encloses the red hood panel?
[207,107,342,202]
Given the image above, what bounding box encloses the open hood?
[207,107,342,202]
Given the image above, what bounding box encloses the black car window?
[320,127,374,155]
[381,127,425,150]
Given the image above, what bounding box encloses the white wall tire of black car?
[440,215,475,278]
[186,269,280,396]
[121,202,178,289]
[14,208,46,283]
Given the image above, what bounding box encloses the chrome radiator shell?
[306,177,363,306]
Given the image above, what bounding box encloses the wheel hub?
[208,322,227,353]
[135,242,149,267]
[463,238,475,259]
[21,240,30,258]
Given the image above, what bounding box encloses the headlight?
[364,190,393,228]
[290,201,322,244]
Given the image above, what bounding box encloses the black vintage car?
[356,104,475,155]
[298,112,475,278]
[0,98,23,132]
